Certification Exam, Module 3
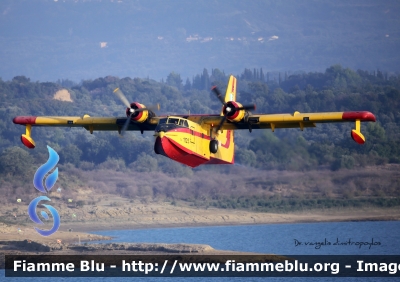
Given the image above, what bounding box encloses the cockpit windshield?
[168,118,180,125]
[158,118,167,124]
[157,117,189,128]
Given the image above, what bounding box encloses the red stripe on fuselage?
[220,130,232,149]
[159,136,209,168]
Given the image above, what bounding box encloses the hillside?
[0,66,399,212]
[0,0,399,81]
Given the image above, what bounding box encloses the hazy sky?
[0,0,399,82]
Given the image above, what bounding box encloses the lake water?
[90,221,400,255]
[2,220,400,281]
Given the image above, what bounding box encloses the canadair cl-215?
[13,75,376,168]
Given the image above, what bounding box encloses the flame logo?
[33,146,59,193]
[28,145,61,236]
[28,196,60,236]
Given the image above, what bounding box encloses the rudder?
[219,75,237,115]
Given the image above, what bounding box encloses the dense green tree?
[60,144,82,166]
[201,68,210,90]
[184,78,191,90]
[210,68,227,84]
[0,146,34,176]
[131,153,158,172]
[235,148,257,167]
[166,72,183,90]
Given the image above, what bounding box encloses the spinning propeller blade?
[113,88,131,108]
[114,88,160,136]
[211,86,227,105]
[210,86,256,135]
[121,112,133,136]
[134,104,160,112]
[215,115,227,133]
[237,104,256,111]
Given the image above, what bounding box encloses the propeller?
[113,88,160,113]
[121,112,134,136]
[113,87,160,136]
[211,86,256,134]
[211,86,226,106]
[113,88,131,108]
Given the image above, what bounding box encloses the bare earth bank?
[1,202,399,244]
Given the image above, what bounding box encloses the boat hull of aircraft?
[155,135,209,168]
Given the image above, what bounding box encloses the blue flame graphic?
[33,146,59,193]
[28,196,60,236]
[29,145,61,236]
[41,210,49,220]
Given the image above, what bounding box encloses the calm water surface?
[91,221,400,255]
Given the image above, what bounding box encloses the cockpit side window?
[179,119,188,127]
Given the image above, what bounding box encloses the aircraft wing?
[13,115,159,132]
[13,115,160,148]
[201,111,376,144]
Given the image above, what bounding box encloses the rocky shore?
[1,202,399,266]
[1,239,282,269]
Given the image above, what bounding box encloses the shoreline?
[70,215,400,233]
[1,207,399,260]
[1,206,399,246]
[61,206,400,233]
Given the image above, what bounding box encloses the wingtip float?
[341,112,376,145]
[13,118,37,149]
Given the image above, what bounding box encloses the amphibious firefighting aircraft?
[13,75,376,168]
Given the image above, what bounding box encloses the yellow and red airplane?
[13,75,376,168]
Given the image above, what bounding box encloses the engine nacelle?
[222,101,246,122]
[126,102,149,123]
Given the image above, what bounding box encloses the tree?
[236,148,257,167]
[211,68,226,83]
[12,76,30,84]
[0,146,34,176]
[131,153,158,172]
[241,68,253,81]
[166,72,183,89]
[260,68,265,81]
[184,78,191,90]
[201,68,210,90]
[192,74,202,89]
[60,144,82,166]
